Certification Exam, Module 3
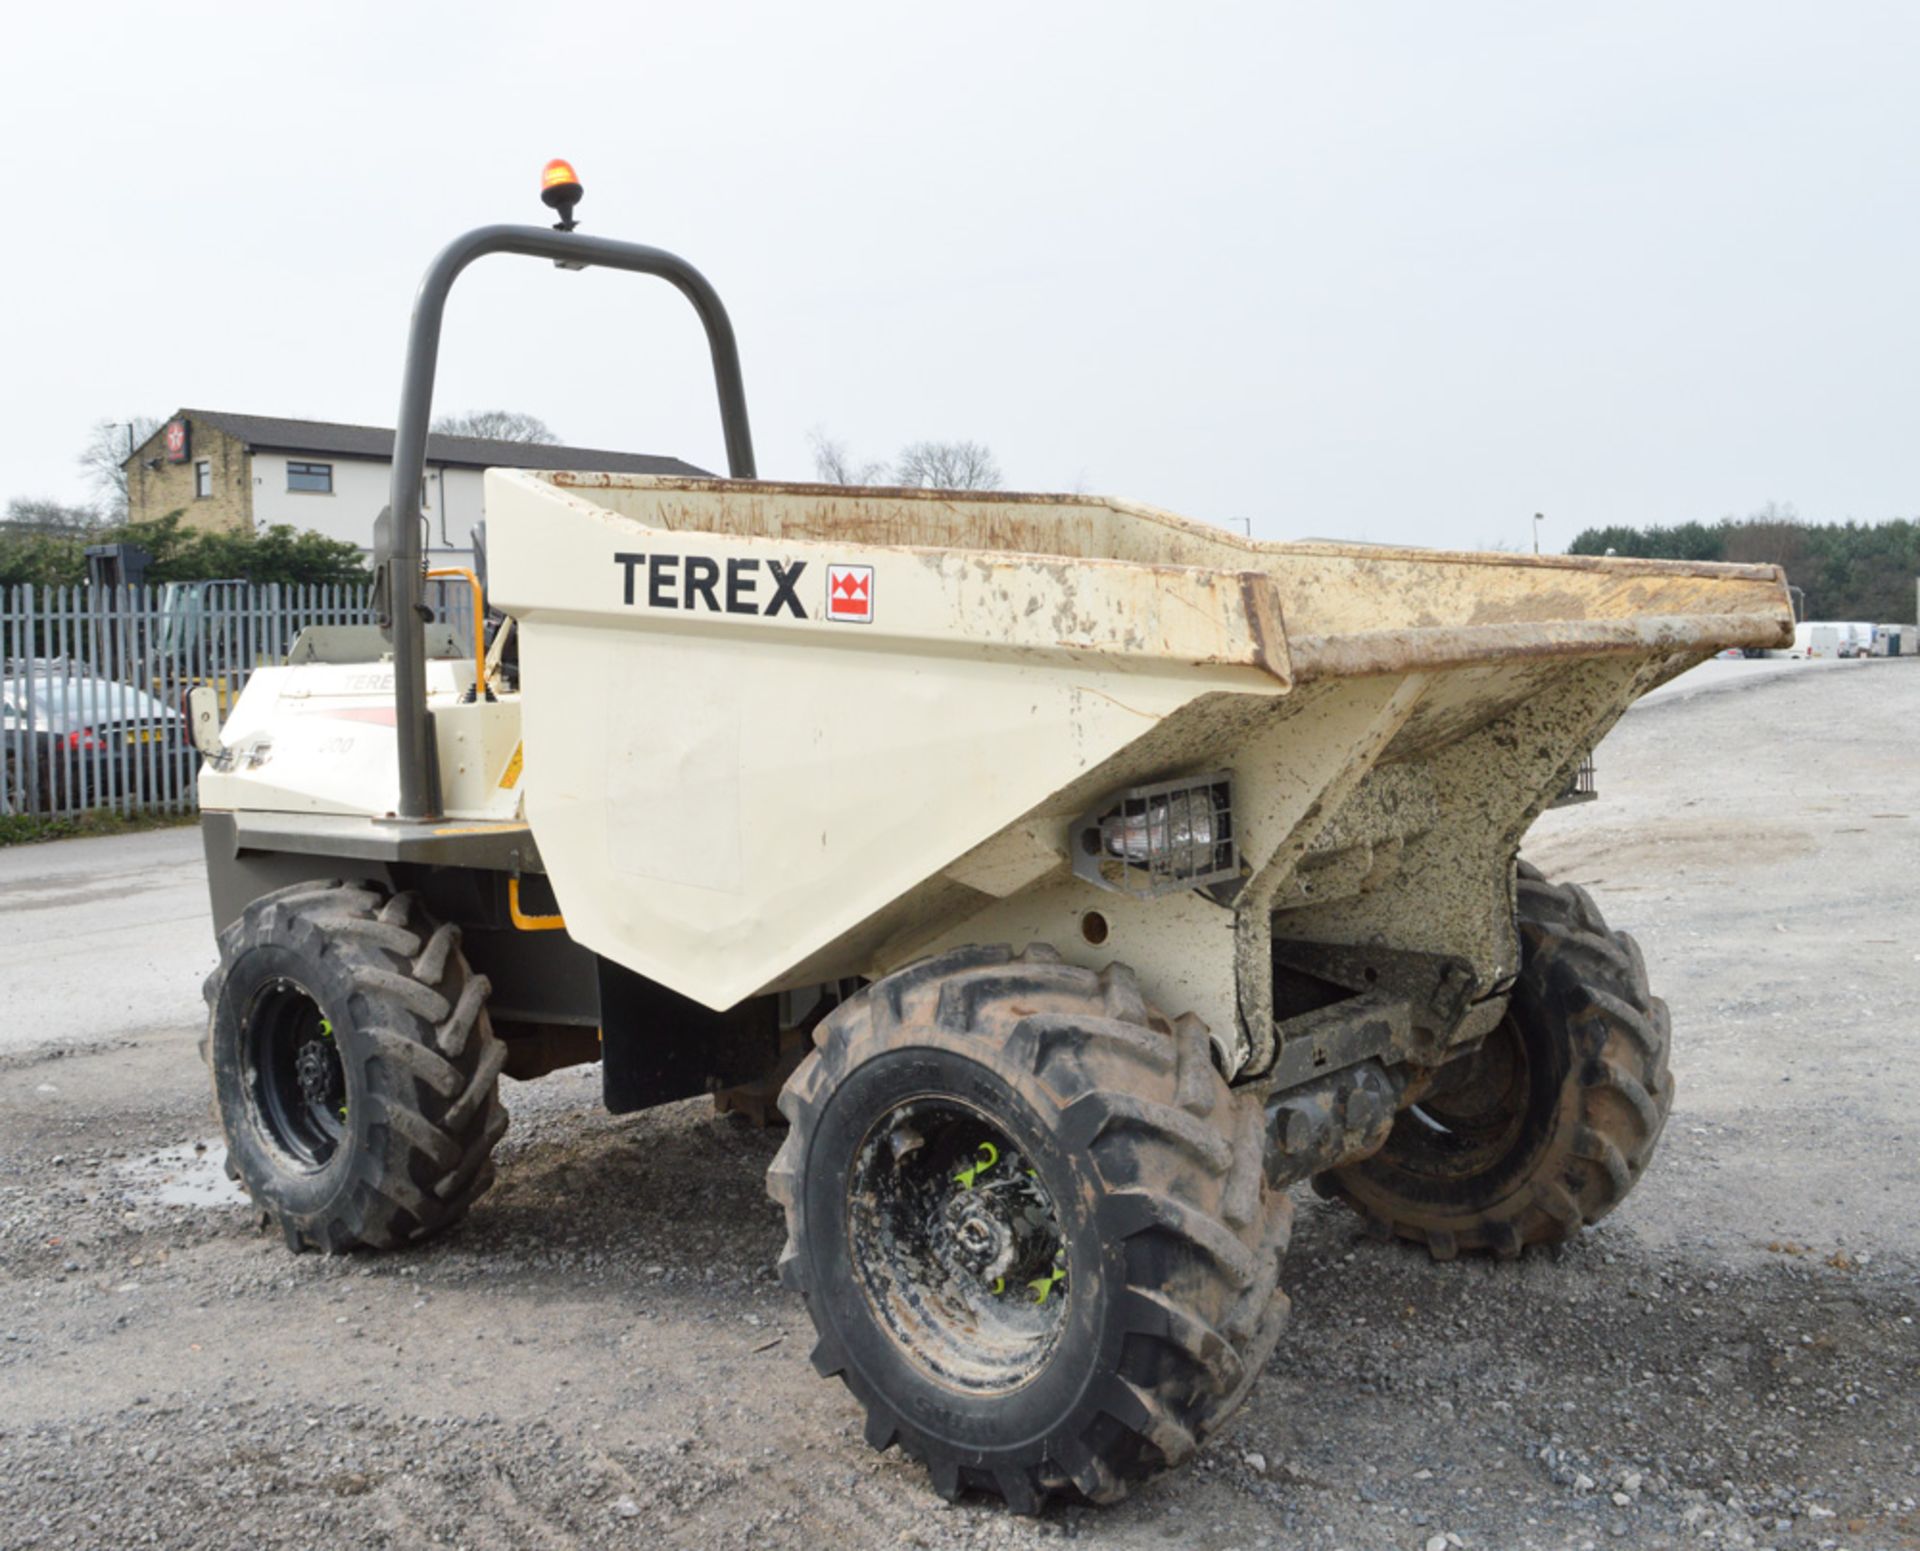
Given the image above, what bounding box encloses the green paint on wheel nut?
[952,1141,998,1190]
[1029,1264,1065,1304]
[1029,1250,1067,1304]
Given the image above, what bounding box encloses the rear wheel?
[203,881,509,1252]
[1316,862,1673,1259]
[770,945,1291,1512]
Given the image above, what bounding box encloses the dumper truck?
[194,165,1796,1513]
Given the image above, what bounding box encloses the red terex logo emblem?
[826,564,873,623]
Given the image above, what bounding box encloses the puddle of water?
[119,1141,251,1208]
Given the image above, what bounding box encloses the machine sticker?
[826,564,873,623]
[613,552,808,618]
[498,742,524,789]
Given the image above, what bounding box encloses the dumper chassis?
[194,170,1793,1511]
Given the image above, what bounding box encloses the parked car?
[0,664,196,814]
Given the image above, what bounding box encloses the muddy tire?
[202,881,509,1252]
[1316,861,1673,1260]
[769,945,1292,1512]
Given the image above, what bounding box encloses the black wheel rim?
[1396,1016,1532,1180]
[244,977,346,1171]
[846,1096,1069,1394]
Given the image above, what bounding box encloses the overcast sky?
[2,2,1914,550]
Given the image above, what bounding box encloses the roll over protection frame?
[383,224,758,820]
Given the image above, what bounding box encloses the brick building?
[123,410,702,566]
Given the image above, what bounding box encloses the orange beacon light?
[540,159,583,230]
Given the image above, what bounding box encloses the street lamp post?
[1533,512,1545,555]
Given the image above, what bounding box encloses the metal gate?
[0,581,431,819]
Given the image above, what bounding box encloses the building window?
[287,461,333,494]
[194,460,212,499]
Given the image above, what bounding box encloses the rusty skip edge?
[550,473,1791,582]
[549,471,1108,510]
[1285,610,1793,683]
[530,476,1787,689]
[548,472,1780,572]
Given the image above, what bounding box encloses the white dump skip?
[484,471,1289,1011]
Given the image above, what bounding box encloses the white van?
[1836,622,1876,657]
[1781,622,1872,659]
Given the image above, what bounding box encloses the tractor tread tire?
[1317,860,1672,1259]
[771,946,1292,1513]
[203,880,507,1252]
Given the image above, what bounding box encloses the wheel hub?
[847,1098,1071,1393]
[244,978,345,1172]
[294,1039,341,1108]
[1400,1015,1532,1178]
[943,1195,1015,1280]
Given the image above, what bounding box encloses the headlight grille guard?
[1071,772,1240,899]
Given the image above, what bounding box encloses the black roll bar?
[383,224,756,820]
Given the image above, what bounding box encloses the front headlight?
[1073,774,1238,898]
[1103,790,1219,866]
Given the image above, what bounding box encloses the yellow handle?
[508,876,566,933]
[426,567,488,698]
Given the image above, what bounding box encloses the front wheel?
[203,881,509,1252]
[1316,861,1674,1259]
[769,946,1291,1512]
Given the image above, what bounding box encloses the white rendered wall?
[249,453,483,566]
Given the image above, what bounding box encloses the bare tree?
[807,428,889,486]
[893,439,1001,491]
[5,496,100,534]
[431,410,560,444]
[78,415,162,518]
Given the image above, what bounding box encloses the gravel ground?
[2,662,1917,1551]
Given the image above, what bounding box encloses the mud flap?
[596,956,781,1114]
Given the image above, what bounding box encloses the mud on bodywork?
[483,469,1791,1056]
